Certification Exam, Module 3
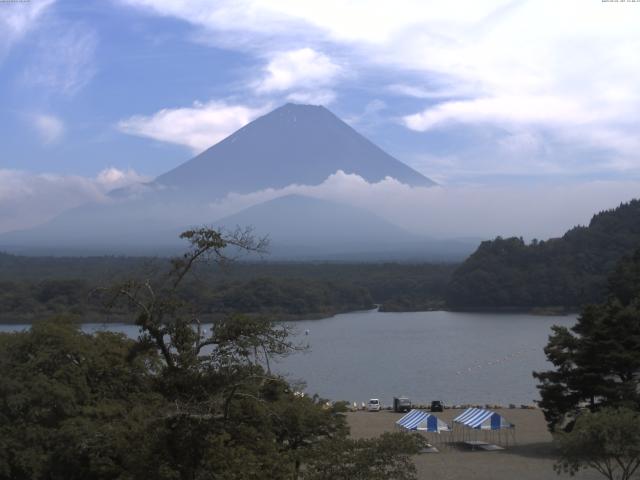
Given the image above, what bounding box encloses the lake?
[0,309,575,406]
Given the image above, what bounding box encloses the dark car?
[393,396,411,413]
[430,400,444,412]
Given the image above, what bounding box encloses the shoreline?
[344,403,538,412]
[0,305,578,326]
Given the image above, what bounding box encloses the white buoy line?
[454,346,539,375]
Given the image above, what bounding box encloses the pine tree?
[534,249,640,431]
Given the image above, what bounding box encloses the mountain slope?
[0,103,435,256]
[445,199,640,309]
[215,194,475,260]
[216,194,417,248]
[154,103,433,195]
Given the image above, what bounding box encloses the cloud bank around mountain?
[0,168,149,234]
[209,171,640,240]
[3,167,639,242]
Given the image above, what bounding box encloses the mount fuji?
[0,104,475,259]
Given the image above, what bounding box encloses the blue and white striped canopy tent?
[396,409,450,433]
[452,408,516,447]
[453,408,512,430]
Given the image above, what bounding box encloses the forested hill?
[0,254,454,323]
[446,199,640,310]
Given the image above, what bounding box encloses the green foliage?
[555,407,640,480]
[302,432,424,480]
[534,249,640,431]
[0,319,162,480]
[0,253,455,323]
[0,228,423,479]
[447,199,640,309]
[199,277,374,317]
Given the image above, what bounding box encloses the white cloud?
[254,48,342,94]
[119,0,640,171]
[31,113,64,144]
[344,99,387,127]
[386,83,470,100]
[497,131,543,156]
[118,0,507,45]
[0,168,150,234]
[0,1,96,96]
[24,23,97,95]
[118,49,340,149]
[402,95,594,132]
[117,101,269,153]
[95,167,150,189]
[207,170,640,240]
[0,0,54,58]
[286,89,336,106]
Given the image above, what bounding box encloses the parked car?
[430,400,444,412]
[367,398,381,411]
[393,396,411,413]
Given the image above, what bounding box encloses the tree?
[302,432,425,480]
[447,200,640,310]
[100,227,315,479]
[534,249,640,431]
[0,319,162,480]
[0,227,423,480]
[555,408,640,480]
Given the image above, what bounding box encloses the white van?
[367,398,381,411]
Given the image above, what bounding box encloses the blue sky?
[2,0,640,236]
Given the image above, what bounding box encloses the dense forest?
[5,198,639,320]
[446,199,640,310]
[0,253,455,323]
[0,228,424,480]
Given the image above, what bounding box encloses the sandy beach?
[347,409,602,480]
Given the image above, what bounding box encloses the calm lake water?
[0,309,575,406]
